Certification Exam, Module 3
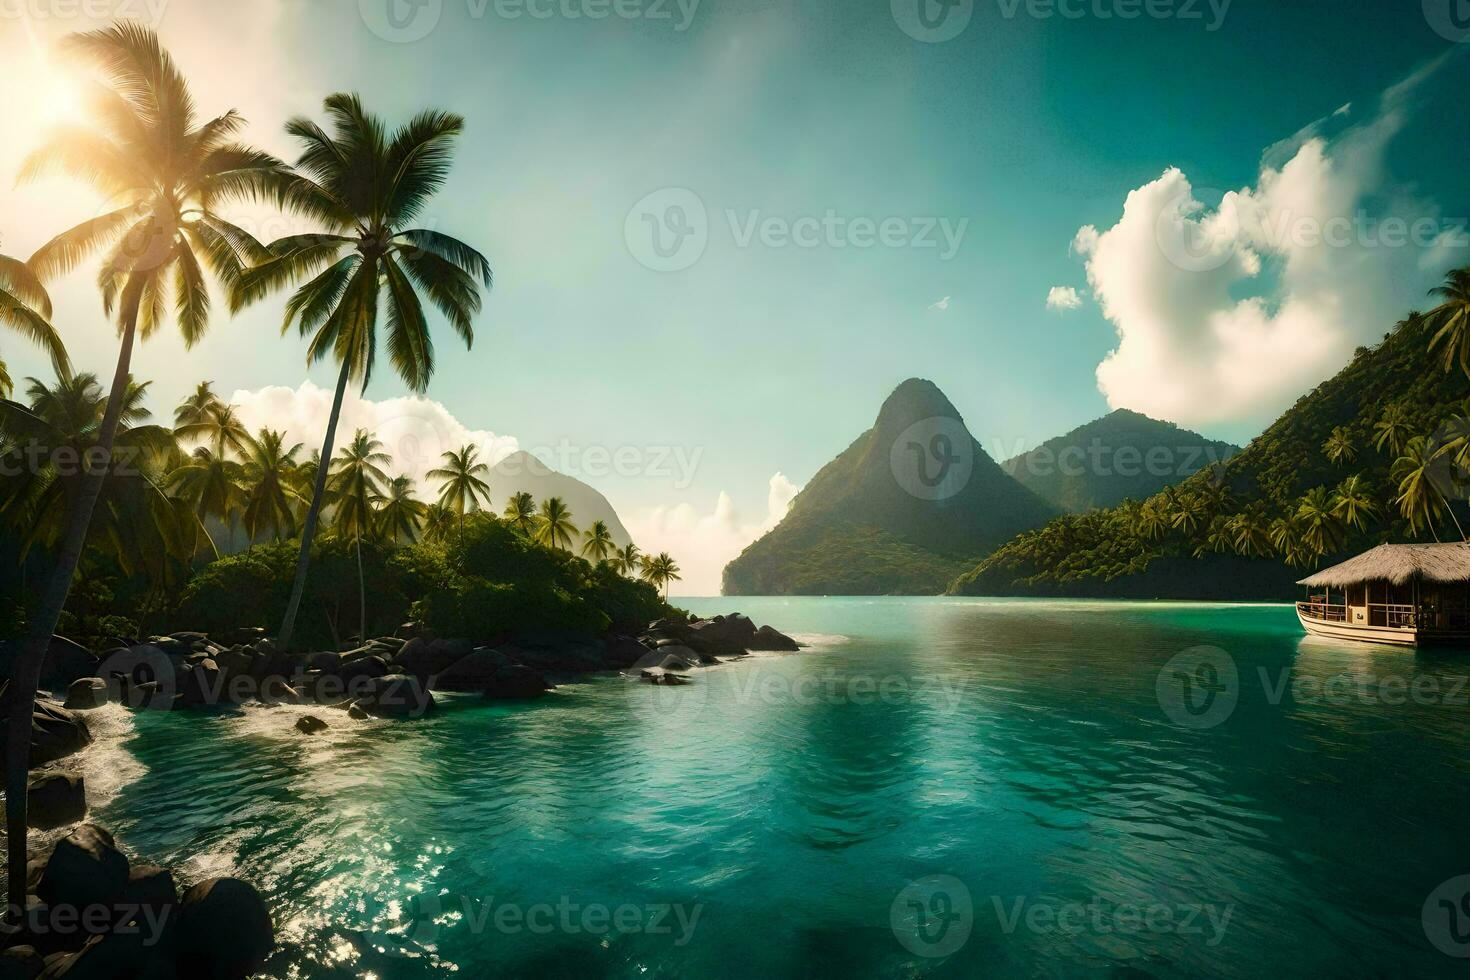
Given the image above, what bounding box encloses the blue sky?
[1,0,1467,592]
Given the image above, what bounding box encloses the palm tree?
[240,428,302,543]
[1425,263,1470,379]
[581,520,615,562]
[1169,492,1207,535]
[7,25,290,898]
[1295,487,1347,559]
[231,93,492,653]
[641,552,682,598]
[422,501,455,544]
[502,491,536,534]
[173,381,219,430]
[1330,474,1378,531]
[1323,426,1356,465]
[174,399,251,458]
[534,496,576,551]
[1193,516,1233,558]
[167,446,245,552]
[1268,514,1310,568]
[1135,500,1168,541]
[1393,435,1464,541]
[609,541,642,577]
[427,444,490,541]
[1227,512,1272,558]
[329,430,391,641]
[0,247,68,397]
[376,475,427,544]
[1373,405,1412,457]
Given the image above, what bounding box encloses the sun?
[37,69,84,126]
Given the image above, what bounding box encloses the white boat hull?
[1296,608,1470,648]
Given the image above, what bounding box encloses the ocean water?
[82,597,1470,978]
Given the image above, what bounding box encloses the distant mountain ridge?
[1003,409,1239,513]
[492,451,633,549]
[722,379,1057,595]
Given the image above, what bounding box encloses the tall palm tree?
[427,444,490,541]
[1425,264,1470,379]
[7,25,289,899]
[1373,405,1412,457]
[240,428,302,543]
[580,520,615,562]
[534,496,576,551]
[174,399,252,458]
[173,381,219,431]
[231,93,492,652]
[328,430,391,641]
[422,501,455,544]
[1330,474,1378,531]
[1269,514,1310,569]
[0,247,68,398]
[641,552,682,598]
[1393,436,1464,541]
[502,490,535,534]
[1226,511,1272,558]
[609,541,641,577]
[1295,487,1347,559]
[376,475,427,544]
[167,446,245,553]
[1323,426,1356,465]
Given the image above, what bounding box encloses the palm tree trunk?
[277,357,352,652]
[7,286,142,912]
[356,535,366,644]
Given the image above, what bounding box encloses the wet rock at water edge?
[430,647,511,692]
[747,625,801,651]
[353,674,434,719]
[26,772,86,830]
[0,697,91,769]
[481,664,553,701]
[61,678,109,711]
[35,824,129,914]
[176,878,274,980]
[294,715,329,735]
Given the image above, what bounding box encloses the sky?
[1,0,1468,593]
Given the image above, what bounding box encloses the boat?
[1295,543,1470,647]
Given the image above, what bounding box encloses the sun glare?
[38,70,84,126]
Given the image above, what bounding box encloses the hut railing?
[1297,600,1347,622]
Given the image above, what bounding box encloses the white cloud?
[227,381,520,494]
[1046,286,1083,312]
[625,473,800,597]
[928,295,951,312]
[1078,64,1463,430]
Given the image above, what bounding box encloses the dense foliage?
[952,313,1470,599]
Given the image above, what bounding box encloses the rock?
[338,655,389,684]
[396,637,471,681]
[61,679,109,711]
[217,626,265,647]
[639,668,689,686]
[123,864,178,915]
[212,649,254,682]
[653,647,697,671]
[36,929,166,978]
[354,674,434,719]
[176,878,273,979]
[431,647,510,692]
[294,715,329,735]
[179,659,223,707]
[481,664,553,701]
[0,637,98,693]
[168,632,207,646]
[124,682,176,711]
[395,622,430,641]
[601,636,649,669]
[0,696,92,768]
[509,632,607,673]
[36,825,129,913]
[748,624,800,651]
[0,946,44,979]
[27,773,86,830]
[682,614,757,655]
[347,704,369,721]
[305,652,341,674]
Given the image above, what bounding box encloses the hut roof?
[1298,543,1470,588]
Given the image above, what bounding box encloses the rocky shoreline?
[0,612,799,977]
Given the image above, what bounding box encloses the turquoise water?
[90,598,1470,978]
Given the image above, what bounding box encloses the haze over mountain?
[492,451,634,550]
[723,379,1057,595]
[1003,410,1239,514]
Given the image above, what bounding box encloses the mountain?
[491,451,634,549]
[951,314,1470,600]
[1003,409,1239,513]
[723,379,1058,595]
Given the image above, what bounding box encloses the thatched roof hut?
[1298,543,1470,589]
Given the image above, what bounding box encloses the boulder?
[216,626,265,647]
[0,637,98,693]
[354,674,434,719]
[639,668,689,686]
[176,878,273,980]
[396,637,472,681]
[36,824,129,913]
[213,649,254,682]
[338,655,389,684]
[124,682,176,712]
[35,929,167,978]
[601,636,649,669]
[430,648,510,692]
[347,704,369,721]
[748,625,800,651]
[509,632,607,673]
[0,697,92,768]
[27,772,86,830]
[395,622,430,641]
[683,614,757,655]
[179,659,224,707]
[294,715,329,735]
[258,679,302,706]
[481,664,553,701]
[653,647,697,671]
[305,652,341,674]
[0,946,44,979]
[122,864,178,915]
[61,679,109,711]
